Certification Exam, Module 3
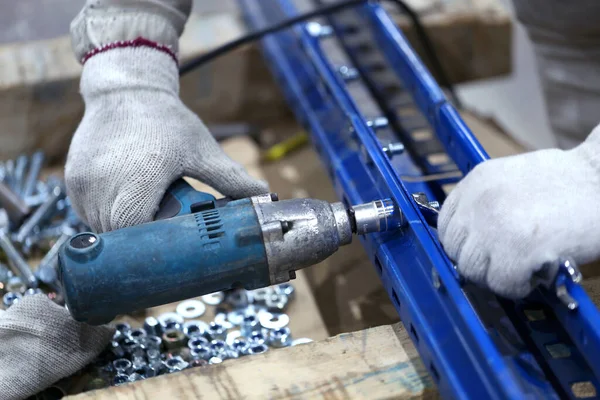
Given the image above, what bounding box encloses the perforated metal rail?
[239,1,600,398]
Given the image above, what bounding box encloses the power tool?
[58,179,400,325]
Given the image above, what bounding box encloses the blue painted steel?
[239,0,600,398]
[59,200,269,325]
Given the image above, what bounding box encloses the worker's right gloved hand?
[66,0,268,233]
[438,124,600,299]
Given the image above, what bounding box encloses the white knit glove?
[66,0,268,232]
[438,125,600,299]
[0,295,113,400]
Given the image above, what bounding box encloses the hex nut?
[183,320,209,338]
[190,345,212,361]
[267,327,292,348]
[247,343,269,355]
[251,288,273,304]
[157,312,184,330]
[187,336,209,350]
[163,329,187,350]
[6,277,26,294]
[231,337,250,356]
[163,356,189,372]
[129,328,147,343]
[248,331,266,346]
[274,283,295,299]
[144,335,162,350]
[207,322,227,341]
[2,292,22,308]
[225,289,252,308]
[113,358,132,374]
[209,340,229,358]
[143,316,163,336]
[240,314,259,336]
[113,374,130,386]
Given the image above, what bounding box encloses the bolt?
[306,22,334,38]
[338,65,359,82]
[0,231,37,288]
[16,184,65,244]
[367,117,389,130]
[13,155,28,196]
[22,151,44,197]
[382,143,405,158]
[35,233,71,290]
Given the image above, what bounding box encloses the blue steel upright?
[239,0,600,398]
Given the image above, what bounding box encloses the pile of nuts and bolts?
[0,151,89,307]
[88,284,312,387]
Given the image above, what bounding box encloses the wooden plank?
[71,323,438,400]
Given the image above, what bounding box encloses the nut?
[225,289,252,308]
[163,329,187,350]
[248,331,266,346]
[251,288,273,304]
[113,374,130,386]
[146,348,161,362]
[240,314,259,336]
[274,283,295,299]
[114,322,131,336]
[209,340,229,359]
[128,373,146,382]
[113,358,132,374]
[190,345,212,361]
[207,322,227,341]
[144,335,162,350]
[109,341,125,358]
[247,343,269,355]
[129,328,147,343]
[267,327,292,348]
[176,299,206,319]
[231,337,250,356]
[265,293,288,311]
[24,288,42,296]
[183,320,209,338]
[157,312,184,330]
[187,336,209,350]
[2,292,21,308]
[163,356,188,372]
[143,316,162,336]
[6,277,26,294]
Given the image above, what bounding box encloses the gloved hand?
[66,0,268,233]
[438,125,600,299]
[0,295,113,400]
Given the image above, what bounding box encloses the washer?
[202,292,225,306]
[258,310,290,330]
[176,299,206,319]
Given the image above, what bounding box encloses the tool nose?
[351,199,400,234]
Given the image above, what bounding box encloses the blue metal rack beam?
[238,1,600,398]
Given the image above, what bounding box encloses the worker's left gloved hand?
[0,294,113,400]
[438,125,600,298]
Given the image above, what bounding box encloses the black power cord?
[178,0,461,107]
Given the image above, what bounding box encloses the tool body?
[59,180,398,324]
